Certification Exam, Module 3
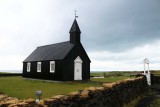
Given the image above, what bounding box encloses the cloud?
[89,40,160,71]
[81,0,160,52]
[0,55,24,70]
[0,0,160,71]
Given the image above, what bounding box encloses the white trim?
[27,62,31,72]
[37,62,41,72]
[50,61,55,73]
[74,56,82,80]
[74,56,83,63]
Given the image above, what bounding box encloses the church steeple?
[69,19,81,44]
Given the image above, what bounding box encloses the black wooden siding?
[62,42,90,81]
[23,42,90,81]
[23,60,64,81]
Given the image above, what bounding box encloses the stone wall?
[0,94,39,107]
[151,74,160,84]
[44,76,148,107]
[0,76,148,107]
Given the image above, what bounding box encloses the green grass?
[0,75,129,100]
[91,76,130,83]
[0,76,101,99]
[90,71,134,83]
[90,72,106,77]
[150,70,160,76]
[149,98,160,107]
[1,71,160,100]
[0,72,11,74]
[0,71,138,100]
[90,71,134,77]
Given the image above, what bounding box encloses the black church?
[23,19,91,81]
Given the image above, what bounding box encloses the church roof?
[23,41,74,62]
[69,19,81,33]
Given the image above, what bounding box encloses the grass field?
[91,76,130,82]
[0,76,102,99]
[0,72,10,74]
[0,73,131,99]
[90,72,133,82]
[150,70,160,76]
[0,71,159,100]
[91,71,135,78]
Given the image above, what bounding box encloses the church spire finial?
[75,10,78,19]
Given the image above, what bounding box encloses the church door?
[74,56,82,80]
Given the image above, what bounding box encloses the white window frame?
[37,62,41,72]
[50,61,55,73]
[27,62,31,72]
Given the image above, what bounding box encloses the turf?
[0,76,101,99]
[0,71,144,99]
[0,75,129,99]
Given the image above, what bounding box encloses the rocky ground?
[1,92,159,107]
[0,94,44,107]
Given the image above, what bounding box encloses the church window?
[27,62,31,72]
[50,61,55,73]
[37,62,41,72]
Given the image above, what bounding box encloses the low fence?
[0,76,148,107]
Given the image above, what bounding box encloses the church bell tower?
[69,19,81,44]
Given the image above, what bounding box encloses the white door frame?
[74,56,83,80]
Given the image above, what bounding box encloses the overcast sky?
[0,0,160,72]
